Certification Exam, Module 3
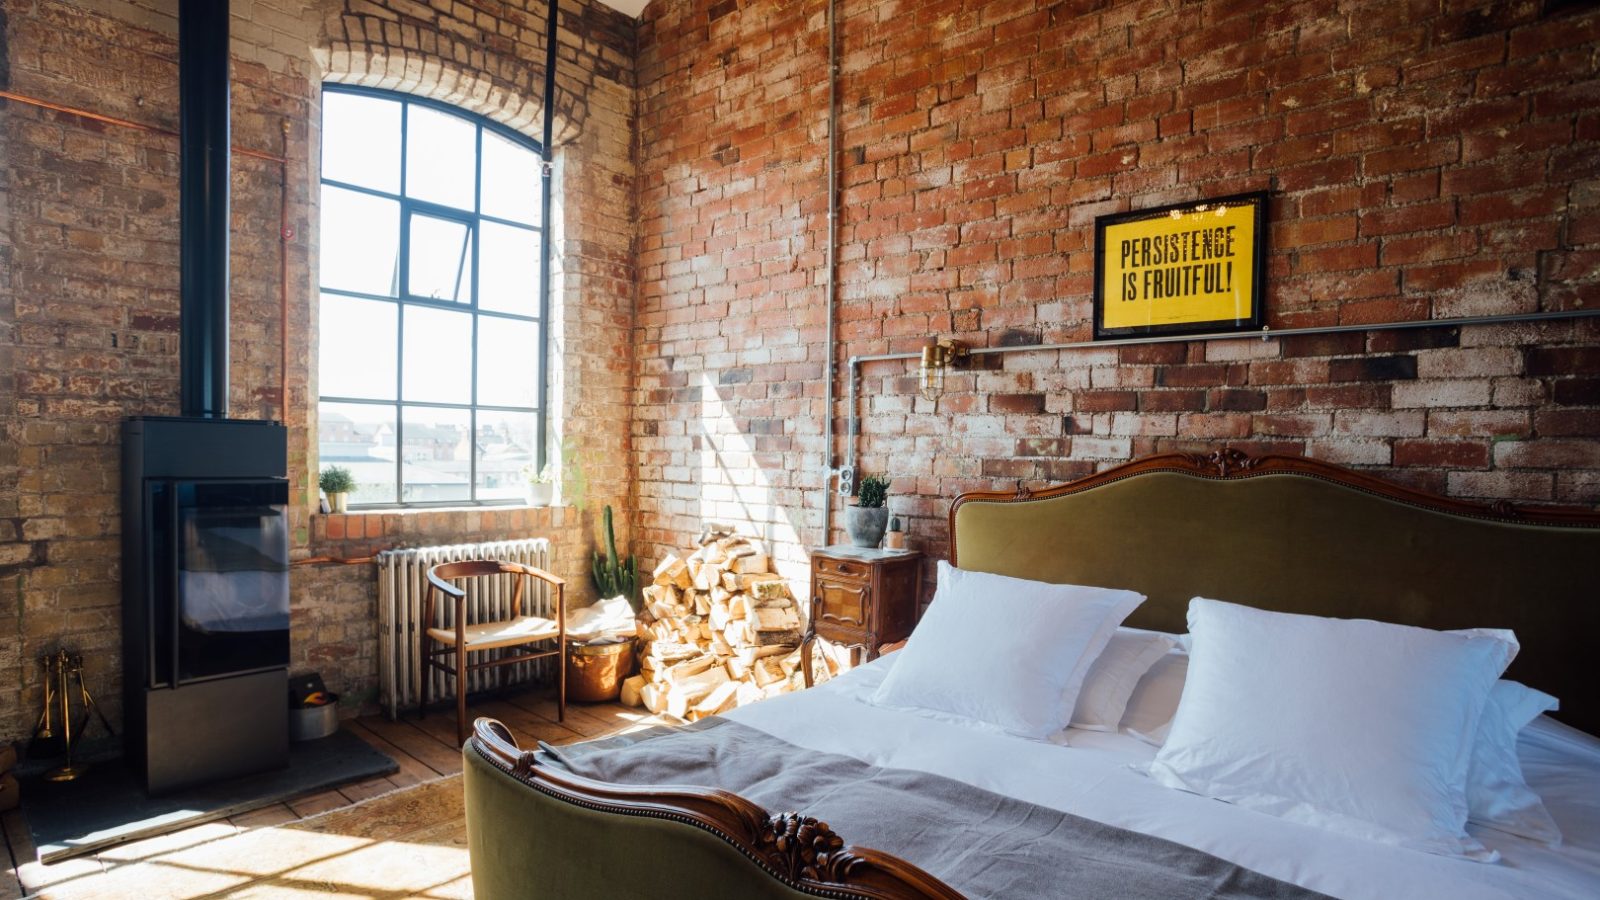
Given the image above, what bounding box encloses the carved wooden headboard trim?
[949,449,1600,542]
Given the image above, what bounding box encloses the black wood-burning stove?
[120,0,292,793]
[123,419,291,793]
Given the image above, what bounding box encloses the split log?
[666,667,730,719]
[693,681,740,718]
[738,572,785,592]
[734,643,793,666]
[641,682,667,715]
[752,606,801,632]
[754,628,802,647]
[661,654,716,685]
[620,674,645,708]
[652,555,687,586]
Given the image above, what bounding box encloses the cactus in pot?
[591,504,639,610]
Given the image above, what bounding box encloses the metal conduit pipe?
[819,0,842,547]
[842,307,1600,485]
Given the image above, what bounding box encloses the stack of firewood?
[621,532,807,721]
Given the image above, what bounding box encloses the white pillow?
[1469,680,1561,843]
[1149,597,1517,860]
[1119,646,1188,743]
[1069,629,1174,731]
[870,562,1143,739]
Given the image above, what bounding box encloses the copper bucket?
[565,639,637,703]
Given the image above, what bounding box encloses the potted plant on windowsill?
[522,463,555,507]
[846,474,891,549]
[319,466,356,514]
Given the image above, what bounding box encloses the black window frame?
[316,84,551,509]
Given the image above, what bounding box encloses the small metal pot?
[289,695,340,741]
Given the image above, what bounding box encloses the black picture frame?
[1092,190,1269,341]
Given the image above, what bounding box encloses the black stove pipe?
[178,0,230,419]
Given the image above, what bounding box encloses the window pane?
[479,222,540,316]
[481,130,540,225]
[408,214,473,302]
[476,410,538,501]
[477,318,540,408]
[318,402,398,505]
[405,105,477,210]
[322,92,400,193]
[401,406,471,503]
[319,294,396,400]
[320,187,400,295]
[401,305,472,404]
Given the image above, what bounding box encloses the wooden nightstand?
[801,546,922,687]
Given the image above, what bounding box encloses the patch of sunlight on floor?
[280,820,469,895]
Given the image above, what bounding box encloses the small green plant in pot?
[319,466,356,514]
[521,463,555,507]
[846,474,891,548]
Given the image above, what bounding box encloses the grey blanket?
[541,718,1330,900]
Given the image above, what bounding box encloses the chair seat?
[428,615,561,652]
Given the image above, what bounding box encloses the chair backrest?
[430,559,526,581]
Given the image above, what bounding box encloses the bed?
[464,450,1600,899]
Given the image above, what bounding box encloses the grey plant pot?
[846,506,889,548]
[525,482,554,507]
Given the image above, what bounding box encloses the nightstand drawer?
[814,577,871,628]
[813,557,871,581]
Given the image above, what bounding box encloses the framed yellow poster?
[1093,191,1268,340]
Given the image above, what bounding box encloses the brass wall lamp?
[919,338,970,404]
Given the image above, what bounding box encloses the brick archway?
[315,26,583,146]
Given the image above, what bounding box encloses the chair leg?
[456,644,469,746]
[556,639,566,723]
[420,634,430,719]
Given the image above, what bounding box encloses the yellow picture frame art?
[1093,191,1268,340]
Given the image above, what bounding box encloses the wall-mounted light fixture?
[919,338,970,404]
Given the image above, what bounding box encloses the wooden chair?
[422,560,566,745]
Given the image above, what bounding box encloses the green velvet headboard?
[950,450,1600,736]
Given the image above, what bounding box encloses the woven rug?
[23,774,469,900]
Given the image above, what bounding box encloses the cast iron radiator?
[377,539,553,719]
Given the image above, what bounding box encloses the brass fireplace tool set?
[30,649,114,782]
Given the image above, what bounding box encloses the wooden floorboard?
[346,720,435,788]
[355,714,463,777]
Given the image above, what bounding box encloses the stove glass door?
[175,480,291,682]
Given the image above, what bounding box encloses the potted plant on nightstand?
[846,474,891,548]
[522,463,555,507]
[319,466,355,514]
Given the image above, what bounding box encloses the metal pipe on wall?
[819,0,841,548]
[842,307,1600,483]
[178,0,234,419]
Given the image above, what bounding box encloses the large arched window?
[317,86,549,507]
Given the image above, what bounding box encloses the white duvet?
[724,655,1600,900]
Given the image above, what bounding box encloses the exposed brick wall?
[632,0,1600,594]
[633,0,831,588]
[0,0,637,741]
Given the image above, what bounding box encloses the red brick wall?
[632,0,1600,589]
[0,0,637,742]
